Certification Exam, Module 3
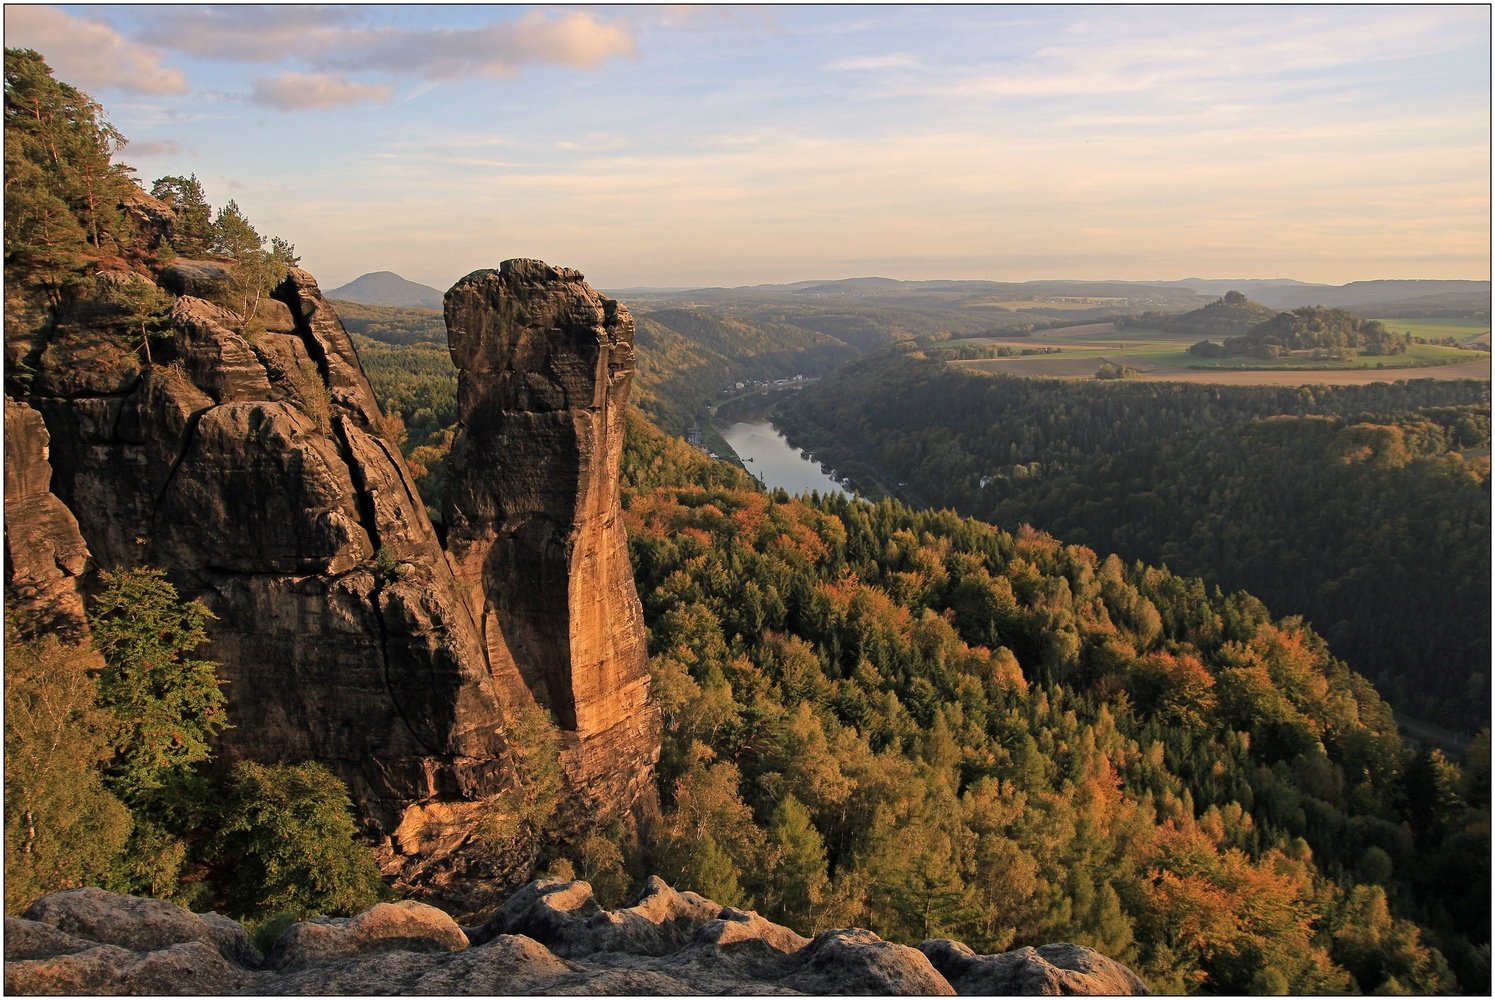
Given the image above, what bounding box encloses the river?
[716,419,848,498]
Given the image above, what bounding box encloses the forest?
[775,353,1491,733]
[611,418,1488,994]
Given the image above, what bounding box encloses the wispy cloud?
[827,54,918,72]
[129,5,637,81]
[325,12,633,80]
[893,5,1485,107]
[249,71,392,111]
[556,133,630,154]
[125,4,371,63]
[124,139,185,158]
[5,5,185,93]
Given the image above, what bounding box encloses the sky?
[5,3,1491,291]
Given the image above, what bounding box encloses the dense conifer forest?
[775,353,1492,732]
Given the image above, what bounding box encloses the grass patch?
[1371,318,1491,343]
[701,422,746,468]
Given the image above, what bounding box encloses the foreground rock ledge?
[4,880,1148,995]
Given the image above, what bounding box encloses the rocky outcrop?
[10,266,514,853]
[3,398,95,647]
[921,938,1151,995]
[442,259,659,809]
[3,882,1149,995]
[4,257,664,905]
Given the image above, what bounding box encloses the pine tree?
[210,199,298,322]
[3,48,132,254]
[87,567,228,814]
[150,174,212,255]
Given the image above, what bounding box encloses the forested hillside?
[330,299,444,345]
[333,297,868,436]
[632,308,864,432]
[1120,290,1277,338]
[776,355,1491,731]
[610,416,1488,994]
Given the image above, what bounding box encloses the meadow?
[947,323,1491,385]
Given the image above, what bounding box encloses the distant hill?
[1167,278,1329,298]
[325,271,444,310]
[1169,291,1280,337]
[1119,290,1278,338]
[1247,279,1490,314]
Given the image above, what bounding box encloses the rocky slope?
[2,254,657,904]
[4,880,1149,995]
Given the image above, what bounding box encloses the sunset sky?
[6,3,1490,291]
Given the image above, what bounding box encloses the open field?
[947,322,1491,385]
[1372,317,1491,344]
[953,354,1491,385]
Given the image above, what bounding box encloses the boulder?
[157,259,235,304]
[920,938,1151,995]
[484,876,730,958]
[4,940,248,996]
[781,927,956,995]
[21,887,257,966]
[266,901,468,971]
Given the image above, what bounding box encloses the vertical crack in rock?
[331,412,444,761]
[442,259,660,810]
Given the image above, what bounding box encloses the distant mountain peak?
[326,270,443,310]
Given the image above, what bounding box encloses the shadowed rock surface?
[3,398,96,648]
[4,882,1149,995]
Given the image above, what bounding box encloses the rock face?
[10,266,511,846]
[2,257,658,899]
[3,398,95,647]
[442,260,659,809]
[4,882,1149,995]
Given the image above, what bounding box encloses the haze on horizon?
[7,3,1490,291]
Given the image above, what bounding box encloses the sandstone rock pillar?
[442,260,658,805]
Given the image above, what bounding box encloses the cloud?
[5,5,185,93]
[131,5,636,82]
[828,54,918,72]
[249,72,392,111]
[128,4,367,63]
[335,10,637,80]
[895,6,1485,107]
[124,139,185,158]
[556,133,630,153]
